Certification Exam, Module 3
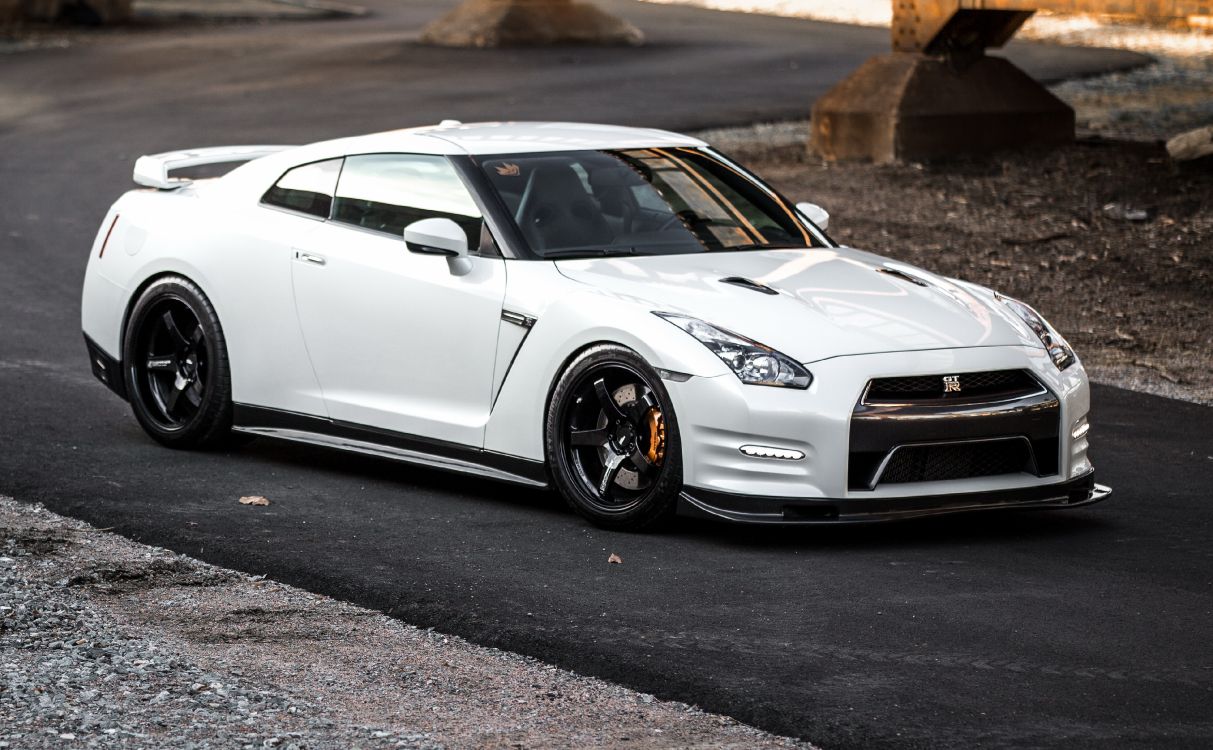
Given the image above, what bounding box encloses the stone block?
[811,53,1075,163]
[421,0,643,47]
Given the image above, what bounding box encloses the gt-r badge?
[943,375,962,393]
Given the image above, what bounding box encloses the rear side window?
[331,154,483,247]
[262,158,343,218]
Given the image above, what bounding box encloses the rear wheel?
[122,276,236,449]
[546,345,682,531]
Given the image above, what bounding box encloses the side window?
[332,154,483,249]
[261,158,342,218]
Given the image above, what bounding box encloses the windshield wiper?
[719,243,812,252]
[542,247,640,260]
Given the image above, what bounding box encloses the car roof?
[219,122,708,200]
[324,121,707,156]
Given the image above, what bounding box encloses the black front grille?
[848,374,1061,490]
[865,370,1040,404]
[877,439,1033,485]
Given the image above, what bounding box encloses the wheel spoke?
[598,450,626,498]
[625,391,659,426]
[162,311,190,351]
[164,383,183,415]
[628,446,656,477]
[189,320,203,354]
[184,378,203,408]
[592,378,626,422]
[145,354,177,372]
[569,427,610,448]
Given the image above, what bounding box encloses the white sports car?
[81,121,1109,530]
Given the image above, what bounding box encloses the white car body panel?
[81,121,1105,523]
[668,344,1089,499]
[290,220,507,445]
[481,260,731,460]
[552,249,1042,363]
[84,188,329,417]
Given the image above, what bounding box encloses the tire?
[122,275,236,449]
[546,344,683,531]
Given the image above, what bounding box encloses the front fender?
[483,265,731,461]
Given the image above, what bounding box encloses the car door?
[290,153,507,447]
[226,156,345,419]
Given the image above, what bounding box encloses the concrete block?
[811,53,1075,163]
[19,0,61,21]
[0,0,22,26]
[421,0,643,47]
[70,0,134,23]
[9,0,131,23]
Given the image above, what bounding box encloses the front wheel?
[546,345,683,531]
[122,275,236,449]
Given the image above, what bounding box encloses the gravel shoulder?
[0,497,812,749]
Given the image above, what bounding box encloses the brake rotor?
[595,384,663,492]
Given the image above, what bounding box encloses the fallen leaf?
[239,496,270,506]
[608,553,622,565]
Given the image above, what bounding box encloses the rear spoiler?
[133,145,296,189]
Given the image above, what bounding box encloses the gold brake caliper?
[645,408,666,466]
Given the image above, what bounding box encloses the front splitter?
[678,472,1109,525]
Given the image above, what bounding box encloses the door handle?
[295,251,326,267]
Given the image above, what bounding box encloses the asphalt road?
[2,2,1209,748]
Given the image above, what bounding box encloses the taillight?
[98,213,120,258]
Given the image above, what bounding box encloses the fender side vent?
[720,277,778,295]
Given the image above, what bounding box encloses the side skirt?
[232,404,549,489]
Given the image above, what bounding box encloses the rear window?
[261,158,343,218]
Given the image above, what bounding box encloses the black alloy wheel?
[123,276,236,448]
[138,300,207,429]
[547,345,682,531]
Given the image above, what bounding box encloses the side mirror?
[404,217,471,275]
[796,202,830,232]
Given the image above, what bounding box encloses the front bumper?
[679,471,1110,524]
[663,345,1094,499]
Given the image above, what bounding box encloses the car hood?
[554,248,1037,363]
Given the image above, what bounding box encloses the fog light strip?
[739,445,805,460]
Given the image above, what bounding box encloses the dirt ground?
[726,137,1213,404]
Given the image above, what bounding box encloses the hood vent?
[877,267,929,287]
[719,276,778,295]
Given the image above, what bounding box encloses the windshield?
[475,147,825,259]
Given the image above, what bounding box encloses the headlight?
[654,313,812,389]
[996,293,1076,370]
